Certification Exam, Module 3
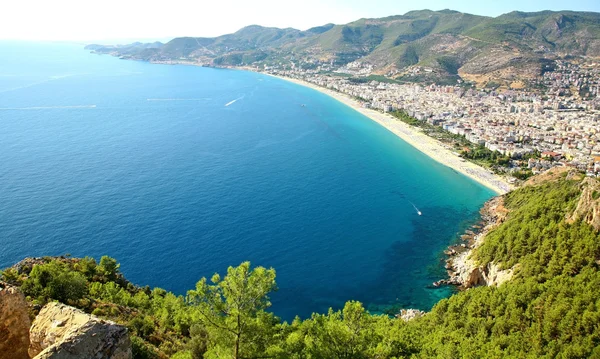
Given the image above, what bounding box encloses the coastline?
[267,74,512,195]
[435,196,513,289]
[120,57,512,194]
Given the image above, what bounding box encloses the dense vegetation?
[421,175,600,358]
[2,174,599,358]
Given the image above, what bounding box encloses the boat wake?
[0,74,80,94]
[225,95,244,107]
[409,201,423,216]
[390,190,422,216]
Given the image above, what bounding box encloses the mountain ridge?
[86,9,600,86]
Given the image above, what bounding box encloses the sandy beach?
[270,75,512,194]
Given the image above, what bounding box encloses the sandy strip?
[270,75,512,194]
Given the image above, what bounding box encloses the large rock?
[445,196,515,289]
[398,309,426,322]
[0,283,31,359]
[29,302,131,359]
[569,177,600,231]
[484,262,517,287]
[448,249,515,289]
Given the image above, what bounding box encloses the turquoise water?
[0,42,494,320]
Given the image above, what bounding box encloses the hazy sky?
[1,0,600,42]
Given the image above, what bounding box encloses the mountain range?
[86,9,600,86]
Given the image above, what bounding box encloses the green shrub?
[129,315,156,339]
[21,261,87,305]
[171,351,193,359]
[131,336,160,359]
[98,256,120,281]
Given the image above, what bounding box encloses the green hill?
[87,9,600,84]
[3,170,600,358]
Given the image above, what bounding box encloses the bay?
[0,42,494,319]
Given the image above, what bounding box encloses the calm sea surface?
[0,42,494,319]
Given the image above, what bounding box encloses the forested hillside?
[87,10,600,85]
[2,171,599,358]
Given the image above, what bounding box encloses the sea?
[0,41,494,320]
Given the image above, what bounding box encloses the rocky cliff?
[29,302,131,359]
[569,177,600,231]
[0,283,31,359]
[442,196,515,289]
[0,291,132,359]
[444,169,599,290]
[447,251,516,288]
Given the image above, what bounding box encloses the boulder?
[464,267,486,288]
[29,302,131,359]
[0,283,31,359]
[484,262,516,287]
[398,309,426,321]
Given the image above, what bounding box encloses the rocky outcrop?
[568,177,600,231]
[442,171,598,290]
[10,257,48,275]
[446,251,480,287]
[398,309,426,322]
[446,252,515,289]
[439,196,515,289]
[0,283,31,359]
[484,262,517,287]
[29,302,131,359]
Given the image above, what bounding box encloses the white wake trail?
[408,201,422,216]
[225,95,245,107]
[0,74,80,94]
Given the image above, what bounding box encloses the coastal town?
[264,60,600,179]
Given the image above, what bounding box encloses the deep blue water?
[0,42,494,320]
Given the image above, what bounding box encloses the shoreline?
[120,56,512,194]
[267,74,512,194]
[434,196,510,289]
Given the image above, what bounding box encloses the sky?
[1,0,600,42]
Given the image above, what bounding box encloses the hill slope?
[87,9,600,85]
